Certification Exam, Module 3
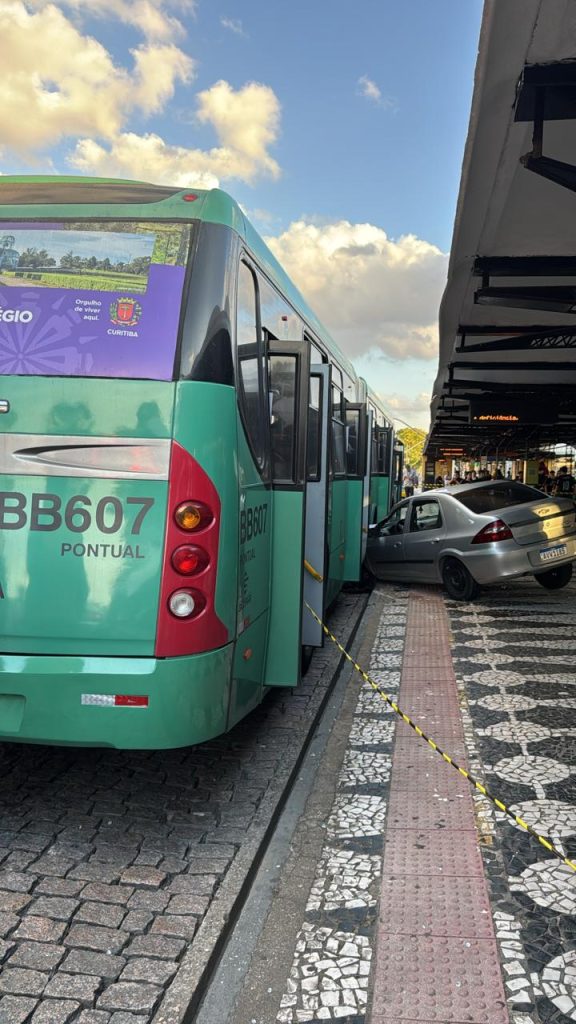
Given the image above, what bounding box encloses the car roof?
[430,481,528,497]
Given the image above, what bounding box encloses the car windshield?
[453,482,543,514]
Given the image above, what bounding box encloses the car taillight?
[472,518,513,544]
[155,442,228,657]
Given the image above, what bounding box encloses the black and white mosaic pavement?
[276,592,408,1023]
[447,576,576,1024]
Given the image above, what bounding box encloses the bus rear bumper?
[0,647,234,749]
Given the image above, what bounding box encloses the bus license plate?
[539,544,567,562]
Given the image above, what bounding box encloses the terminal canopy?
[427,0,576,460]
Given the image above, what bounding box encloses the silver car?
[365,480,576,600]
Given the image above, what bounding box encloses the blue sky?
[1,0,484,427]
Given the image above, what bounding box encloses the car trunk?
[499,499,576,547]
[0,377,174,656]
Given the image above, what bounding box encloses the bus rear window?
[454,482,543,513]
[0,220,192,380]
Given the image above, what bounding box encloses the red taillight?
[171,544,209,575]
[472,518,513,544]
[155,442,228,657]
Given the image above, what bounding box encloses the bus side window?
[237,261,267,469]
[307,374,321,481]
[269,355,297,482]
[346,407,359,476]
[331,379,345,477]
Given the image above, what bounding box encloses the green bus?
[0,177,398,748]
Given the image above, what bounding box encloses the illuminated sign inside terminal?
[469,399,556,425]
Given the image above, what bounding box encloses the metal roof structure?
[427,0,576,459]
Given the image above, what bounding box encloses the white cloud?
[0,2,193,152]
[266,219,447,362]
[220,15,247,36]
[357,75,396,110]
[70,80,281,185]
[28,0,195,41]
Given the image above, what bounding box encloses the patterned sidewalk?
[273,576,576,1024]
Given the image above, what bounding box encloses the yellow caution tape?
[304,560,324,583]
[305,601,576,874]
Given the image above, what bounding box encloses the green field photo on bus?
[0,177,402,748]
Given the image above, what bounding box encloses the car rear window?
[453,482,543,513]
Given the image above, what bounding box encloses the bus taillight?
[174,501,213,531]
[168,588,206,618]
[155,442,228,657]
[171,545,210,576]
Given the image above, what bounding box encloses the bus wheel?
[535,563,573,590]
[301,645,314,675]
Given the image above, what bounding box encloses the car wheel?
[441,557,480,601]
[535,562,573,590]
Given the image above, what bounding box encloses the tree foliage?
[397,426,426,469]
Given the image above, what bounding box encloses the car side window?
[379,504,408,536]
[410,500,442,532]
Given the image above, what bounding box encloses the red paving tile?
[381,828,486,877]
[368,589,506,1024]
[386,789,476,831]
[377,875,495,938]
[369,935,508,1023]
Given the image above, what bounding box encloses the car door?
[404,497,446,581]
[366,500,410,579]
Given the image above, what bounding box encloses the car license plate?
[539,544,567,562]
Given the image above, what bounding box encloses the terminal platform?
[216,578,576,1024]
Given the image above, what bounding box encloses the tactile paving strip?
[386,788,476,831]
[382,828,485,876]
[369,935,509,1023]
[369,590,508,1024]
[378,875,495,938]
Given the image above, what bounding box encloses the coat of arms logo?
[109,297,142,326]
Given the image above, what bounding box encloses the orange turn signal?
[174,501,213,532]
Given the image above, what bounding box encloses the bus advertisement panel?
[0,221,191,380]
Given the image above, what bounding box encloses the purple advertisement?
[0,221,191,380]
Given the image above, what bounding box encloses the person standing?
[555,466,575,498]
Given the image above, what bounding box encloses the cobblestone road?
[0,593,365,1024]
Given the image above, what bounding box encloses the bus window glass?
[237,262,266,466]
[346,407,360,476]
[269,355,297,482]
[331,383,345,477]
[307,375,321,481]
[0,220,191,379]
[343,371,355,403]
[310,340,324,364]
[258,274,301,340]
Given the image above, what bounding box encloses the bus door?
[362,407,373,561]
[264,340,310,686]
[373,425,392,520]
[342,401,367,582]
[302,364,330,648]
